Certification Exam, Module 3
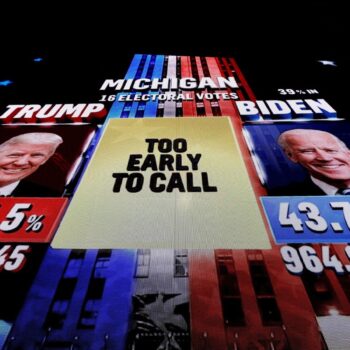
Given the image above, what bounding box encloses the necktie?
[337,188,350,195]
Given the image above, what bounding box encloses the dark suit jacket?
[9,180,62,197]
[269,177,326,196]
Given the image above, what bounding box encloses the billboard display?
[0,53,347,350]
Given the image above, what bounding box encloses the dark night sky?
[0,1,348,114]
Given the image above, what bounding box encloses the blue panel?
[262,196,350,243]
[6,248,137,350]
[128,55,152,118]
[93,249,137,350]
[125,54,143,79]
[107,97,125,118]
[4,248,71,347]
[109,55,166,119]
[144,55,164,118]
[108,54,143,118]
[128,95,140,118]
[140,55,152,79]
[153,55,165,78]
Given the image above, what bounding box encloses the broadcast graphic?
[1,52,348,350]
[52,117,269,249]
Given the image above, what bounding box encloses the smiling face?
[283,131,350,187]
[0,143,55,186]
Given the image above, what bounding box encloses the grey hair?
[278,129,348,152]
[0,132,63,153]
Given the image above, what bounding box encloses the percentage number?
[0,245,31,272]
[0,203,45,233]
[26,215,44,232]
[278,89,319,95]
[279,201,350,233]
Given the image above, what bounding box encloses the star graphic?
[0,80,13,86]
[318,60,337,66]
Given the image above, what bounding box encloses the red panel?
[190,56,327,349]
[263,249,325,349]
[195,57,213,117]
[208,57,242,118]
[189,250,227,350]
[0,198,68,243]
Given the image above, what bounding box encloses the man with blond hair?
[0,132,63,196]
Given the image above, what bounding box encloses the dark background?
[0,1,348,115]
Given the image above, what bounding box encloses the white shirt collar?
[311,176,340,195]
[0,181,20,196]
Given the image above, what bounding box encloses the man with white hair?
[276,129,350,195]
[0,132,63,196]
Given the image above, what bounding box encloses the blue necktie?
[337,188,350,195]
